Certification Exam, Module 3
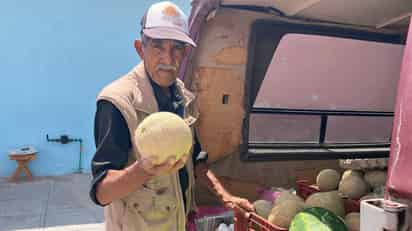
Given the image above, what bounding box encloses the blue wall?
[0,0,191,176]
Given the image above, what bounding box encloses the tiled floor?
[0,174,104,231]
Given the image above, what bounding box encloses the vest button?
[133,203,139,209]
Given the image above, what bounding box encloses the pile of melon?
[253,190,350,230]
[313,168,387,230]
[252,168,387,230]
[314,168,387,201]
[253,191,305,229]
[338,169,387,200]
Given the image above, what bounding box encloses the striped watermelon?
[289,207,348,231]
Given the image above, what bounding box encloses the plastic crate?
[234,210,287,231]
[195,211,233,231]
[296,180,360,214]
[187,206,232,231]
[233,181,361,230]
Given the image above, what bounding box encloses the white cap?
[141,1,196,47]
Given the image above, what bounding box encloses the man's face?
[137,37,187,88]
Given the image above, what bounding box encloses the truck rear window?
[244,20,405,161]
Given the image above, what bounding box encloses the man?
[90,1,253,230]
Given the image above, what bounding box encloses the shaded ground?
[0,174,104,231]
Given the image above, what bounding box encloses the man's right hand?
[95,154,188,205]
[138,154,188,178]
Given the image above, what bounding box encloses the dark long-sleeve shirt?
[90,79,206,209]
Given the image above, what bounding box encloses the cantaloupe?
[275,191,304,205]
[253,200,273,219]
[364,170,387,188]
[377,158,388,169]
[342,170,363,181]
[339,175,369,199]
[317,169,341,191]
[268,199,305,228]
[305,191,345,218]
[135,112,192,165]
[361,185,385,200]
[345,213,360,231]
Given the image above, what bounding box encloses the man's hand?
[222,194,254,213]
[139,154,188,177]
[194,162,254,214]
[169,154,188,172]
[95,154,188,206]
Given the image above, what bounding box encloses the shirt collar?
[147,71,184,115]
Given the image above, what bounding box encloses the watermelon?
[289,207,348,231]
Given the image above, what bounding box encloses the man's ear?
[134,40,144,59]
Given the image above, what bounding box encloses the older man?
[89,1,253,231]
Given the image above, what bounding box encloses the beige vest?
[97,62,198,231]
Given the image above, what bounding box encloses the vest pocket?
[144,194,177,222]
[125,178,178,224]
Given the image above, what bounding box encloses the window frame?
[242,19,405,161]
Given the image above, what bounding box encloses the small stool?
[9,153,36,182]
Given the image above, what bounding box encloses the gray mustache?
[156,64,177,72]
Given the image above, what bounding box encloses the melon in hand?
[135,112,193,166]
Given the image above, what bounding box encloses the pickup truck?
[183,1,412,230]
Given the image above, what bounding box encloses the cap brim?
[143,27,196,47]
